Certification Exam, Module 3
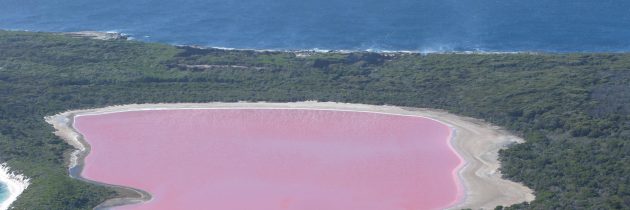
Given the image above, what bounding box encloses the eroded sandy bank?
[46,101,534,209]
[0,163,30,210]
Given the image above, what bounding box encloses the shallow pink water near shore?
[74,109,462,210]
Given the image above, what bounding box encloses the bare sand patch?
[46,101,534,209]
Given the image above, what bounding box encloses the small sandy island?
[0,163,30,210]
[46,101,534,209]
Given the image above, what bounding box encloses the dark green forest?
[0,30,629,209]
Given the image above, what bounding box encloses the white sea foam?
[175,42,532,55]
[0,163,29,210]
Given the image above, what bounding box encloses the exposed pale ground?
[60,31,128,40]
[0,163,30,210]
[46,101,534,209]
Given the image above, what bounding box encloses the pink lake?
[74,109,463,210]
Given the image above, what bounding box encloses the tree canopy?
[0,30,628,209]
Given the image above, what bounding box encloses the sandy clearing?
[46,101,534,209]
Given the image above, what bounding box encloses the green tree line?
[0,30,628,209]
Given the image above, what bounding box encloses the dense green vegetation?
[0,30,629,209]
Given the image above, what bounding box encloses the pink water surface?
[74,109,462,210]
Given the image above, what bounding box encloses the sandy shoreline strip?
[46,101,534,209]
[0,163,30,210]
[46,111,152,210]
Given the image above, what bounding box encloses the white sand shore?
[61,31,128,40]
[0,163,30,210]
[46,101,534,209]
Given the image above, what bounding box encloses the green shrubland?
[0,30,628,209]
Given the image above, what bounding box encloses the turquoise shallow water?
[0,182,8,204]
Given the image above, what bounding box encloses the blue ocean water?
[0,182,8,204]
[1,0,630,52]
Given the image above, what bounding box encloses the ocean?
[1,0,629,52]
[0,182,7,204]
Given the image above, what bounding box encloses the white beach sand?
[0,163,29,210]
[46,101,534,209]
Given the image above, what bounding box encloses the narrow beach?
[0,163,29,210]
[46,101,534,209]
